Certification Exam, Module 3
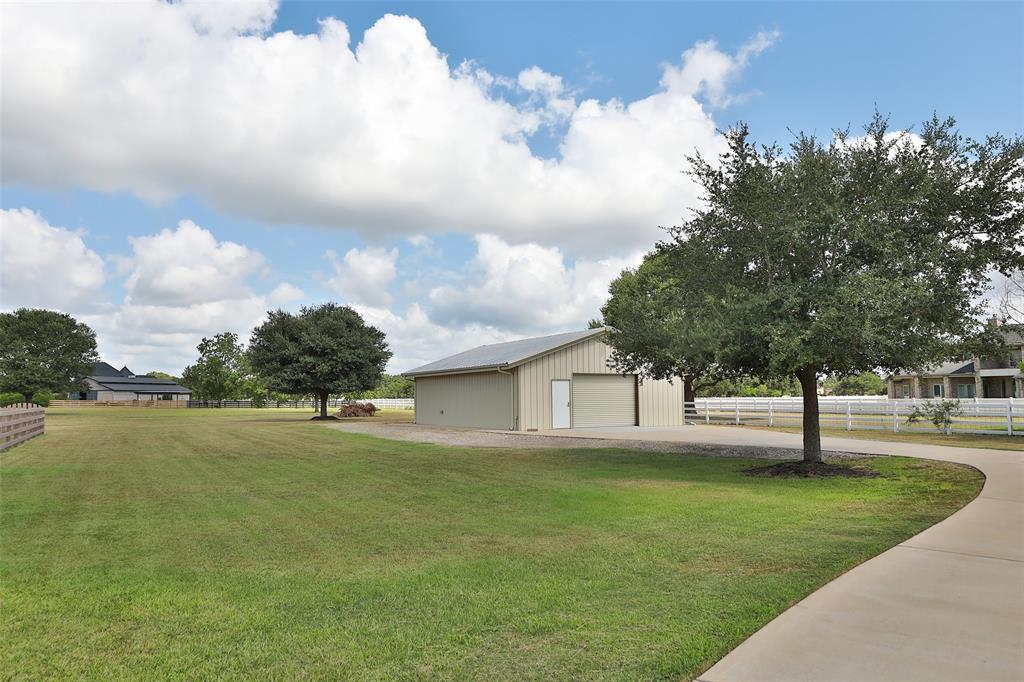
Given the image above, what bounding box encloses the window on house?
[901,384,910,398]
[162,394,172,401]
[956,383,975,399]
[933,384,944,398]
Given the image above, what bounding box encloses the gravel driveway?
[322,421,870,460]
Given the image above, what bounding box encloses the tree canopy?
[181,333,247,401]
[0,308,98,403]
[824,372,887,396]
[248,303,391,418]
[348,373,414,400]
[604,114,1023,462]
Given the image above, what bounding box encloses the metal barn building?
[403,328,684,430]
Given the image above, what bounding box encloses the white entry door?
[551,380,571,429]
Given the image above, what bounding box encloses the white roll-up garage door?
[571,374,636,427]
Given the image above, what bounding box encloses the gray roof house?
[887,326,1024,399]
[67,362,192,402]
[403,328,685,431]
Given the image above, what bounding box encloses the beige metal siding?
[514,335,683,430]
[414,371,513,429]
[516,336,619,430]
[638,378,684,426]
[572,374,635,427]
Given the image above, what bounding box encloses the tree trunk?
[319,391,328,418]
[23,391,34,405]
[683,376,696,419]
[797,367,822,463]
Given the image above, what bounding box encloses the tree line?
[0,303,397,418]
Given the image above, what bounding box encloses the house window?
[933,384,944,398]
[956,383,975,399]
[901,384,910,398]
[162,394,172,401]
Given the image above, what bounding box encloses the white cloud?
[325,246,398,307]
[354,302,520,373]
[660,29,779,108]
[124,220,266,306]
[1,4,773,252]
[427,234,641,335]
[0,208,106,310]
[407,234,434,251]
[0,211,301,374]
[268,282,305,307]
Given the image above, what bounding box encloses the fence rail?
[690,396,1022,436]
[0,404,45,451]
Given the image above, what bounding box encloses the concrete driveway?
[532,425,1024,681]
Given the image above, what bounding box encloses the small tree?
[604,114,1023,463]
[248,303,391,419]
[907,399,963,435]
[181,333,247,401]
[0,309,98,403]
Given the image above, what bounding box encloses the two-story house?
[886,326,1024,399]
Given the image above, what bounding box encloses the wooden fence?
[48,400,187,408]
[0,404,45,451]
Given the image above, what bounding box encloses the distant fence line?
[0,404,45,451]
[691,396,1022,436]
[49,400,186,408]
[185,398,415,409]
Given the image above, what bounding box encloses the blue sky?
[1,1,1021,373]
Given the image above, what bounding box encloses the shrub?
[907,399,963,435]
[32,391,57,407]
[336,402,377,418]
[0,392,26,407]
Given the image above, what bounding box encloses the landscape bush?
[0,391,26,407]
[336,402,377,417]
[907,399,963,435]
[1,391,62,407]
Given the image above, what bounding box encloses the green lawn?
[2,408,982,680]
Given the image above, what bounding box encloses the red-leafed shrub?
[336,402,378,417]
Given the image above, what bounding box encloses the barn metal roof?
[403,328,607,377]
[92,380,193,394]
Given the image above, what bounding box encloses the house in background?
[67,362,193,402]
[887,327,1024,399]
[403,328,684,430]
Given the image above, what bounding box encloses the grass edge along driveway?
[1,408,983,680]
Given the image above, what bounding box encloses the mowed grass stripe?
[1,408,982,680]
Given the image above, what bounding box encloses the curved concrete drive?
[535,426,1024,681]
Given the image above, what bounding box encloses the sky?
[1,1,1022,375]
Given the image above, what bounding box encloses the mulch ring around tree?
[743,460,881,478]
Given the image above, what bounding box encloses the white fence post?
[705,400,710,424]
[846,401,852,431]
[734,398,741,425]
[1009,400,1014,437]
[768,398,774,427]
[893,402,900,433]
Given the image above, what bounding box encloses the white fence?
[353,398,414,410]
[690,396,1022,436]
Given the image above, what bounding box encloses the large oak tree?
[603,114,1023,462]
[248,303,391,419]
[0,308,98,403]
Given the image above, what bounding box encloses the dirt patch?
[744,460,880,478]
[321,421,876,461]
